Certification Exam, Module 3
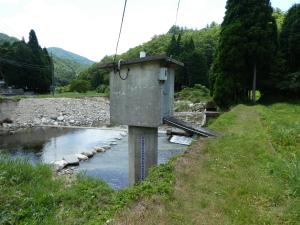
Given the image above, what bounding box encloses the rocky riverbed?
[1,97,110,131]
[1,97,207,133]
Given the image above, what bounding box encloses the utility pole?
[51,53,55,96]
[252,62,257,103]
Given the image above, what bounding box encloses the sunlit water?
[0,127,186,189]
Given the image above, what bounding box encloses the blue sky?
[0,0,298,61]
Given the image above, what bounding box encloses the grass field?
[0,102,299,224]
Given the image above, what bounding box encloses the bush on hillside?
[56,85,70,93]
[69,80,90,93]
[177,84,211,103]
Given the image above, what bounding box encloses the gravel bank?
[7,97,110,129]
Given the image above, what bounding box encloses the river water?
[0,127,186,189]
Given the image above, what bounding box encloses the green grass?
[0,91,108,101]
[114,103,300,224]
[37,91,108,98]
[0,155,175,225]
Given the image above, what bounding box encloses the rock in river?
[63,155,80,166]
[52,160,68,171]
[75,153,88,161]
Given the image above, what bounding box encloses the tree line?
[74,23,220,93]
[0,30,52,93]
[210,1,300,108]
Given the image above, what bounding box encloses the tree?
[211,0,277,108]
[273,8,285,31]
[166,34,182,57]
[70,79,90,93]
[1,30,52,93]
[276,4,300,95]
[280,4,300,74]
[28,29,40,52]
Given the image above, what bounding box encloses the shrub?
[56,85,70,93]
[69,80,90,93]
[177,84,211,103]
[96,84,109,94]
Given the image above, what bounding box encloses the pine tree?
[276,4,300,95]
[280,4,300,73]
[28,29,40,51]
[212,0,277,108]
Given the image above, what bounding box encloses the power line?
[0,57,51,70]
[113,0,128,63]
[175,0,181,26]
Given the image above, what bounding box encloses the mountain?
[0,33,19,44]
[47,47,95,65]
[52,55,90,86]
[0,33,93,85]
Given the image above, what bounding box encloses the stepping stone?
[120,132,127,137]
[63,155,80,166]
[75,153,88,161]
[102,145,111,150]
[115,135,122,140]
[94,147,106,153]
[81,151,94,158]
[110,141,117,146]
[52,160,68,171]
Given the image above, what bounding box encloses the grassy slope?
[114,103,300,224]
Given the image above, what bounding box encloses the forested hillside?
[0,33,93,88]
[0,33,18,44]
[52,55,90,86]
[0,30,52,93]
[47,47,94,65]
[78,23,220,91]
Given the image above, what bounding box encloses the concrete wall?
[0,100,18,121]
[110,61,175,127]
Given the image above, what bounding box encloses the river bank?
[0,97,110,132]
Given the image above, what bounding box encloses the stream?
[0,127,186,189]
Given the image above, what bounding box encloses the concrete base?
[128,126,158,186]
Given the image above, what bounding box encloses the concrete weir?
[99,55,183,185]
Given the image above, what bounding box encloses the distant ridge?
[0,33,19,44]
[47,47,95,65]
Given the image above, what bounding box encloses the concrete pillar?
[128,126,158,186]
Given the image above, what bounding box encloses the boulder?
[57,116,64,121]
[102,145,111,150]
[81,151,94,158]
[120,132,127,137]
[94,147,106,153]
[52,160,68,171]
[63,155,80,166]
[75,153,88,161]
